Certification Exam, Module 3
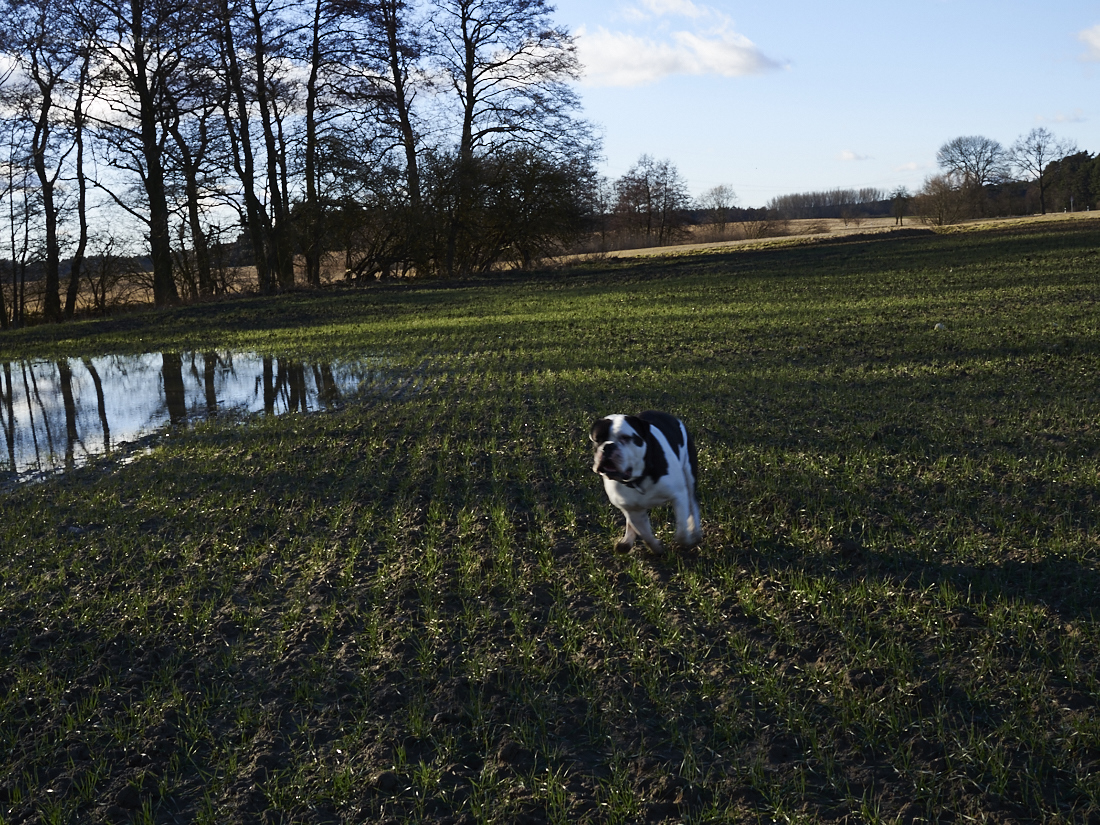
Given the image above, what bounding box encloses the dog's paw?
[674,532,701,549]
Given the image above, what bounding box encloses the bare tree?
[211,0,271,292]
[63,42,92,319]
[2,0,95,321]
[614,155,691,247]
[698,184,737,235]
[0,113,38,327]
[936,135,1010,217]
[16,0,64,321]
[299,0,354,287]
[315,0,428,279]
[82,233,132,315]
[1011,128,1076,215]
[915,172,968,226]
[891,186,910,226]
[241,0,297,291]
[158,18,227,301]
[432,0,583,163]
[210,0,303,293]
[81,0,203,307]
[431,0,588,273]
[936,135,1011,187]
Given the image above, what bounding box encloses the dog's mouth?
[597,461,633,483]
[594,443,634,482]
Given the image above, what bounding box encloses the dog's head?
[590,414,649,483]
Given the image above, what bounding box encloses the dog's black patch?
[625,415,670,484]
[638,410,684,455]
[641,411,698,496]
[589,417,612,445]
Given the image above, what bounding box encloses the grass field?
[1,221,1098,823]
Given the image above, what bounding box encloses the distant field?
[1,221,1098,823]
[599,210,1100,259]
[14,211,1098,318]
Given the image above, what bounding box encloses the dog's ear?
[590,417,612,444]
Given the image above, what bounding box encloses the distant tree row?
[0,0,599,327]
[1042,151,1100,212]
[915,129,1093,224]
[602,133,1097,245]
[766,188,887,220]
[759,130,1093,229]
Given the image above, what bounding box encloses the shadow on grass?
[741,535,1100,624]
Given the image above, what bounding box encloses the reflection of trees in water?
[260,358,336,415]
[25,361,53,471]
[58,359,79,469]
[201,352,218,417]
[83,357,110,453]
[162,353,186,425]
[316,364,339,404]
[2,363,14,471]
[1,352,363,478]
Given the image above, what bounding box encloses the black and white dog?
[590,411,702,553]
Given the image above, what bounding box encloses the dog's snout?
[594,441,623,478]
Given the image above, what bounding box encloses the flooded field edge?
[1,351,414,484]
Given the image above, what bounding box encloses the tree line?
[914,130,1096,225]
[0,0,601,326]
[766,188,888,220]
[763,130,1095,229]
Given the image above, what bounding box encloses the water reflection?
[1,352,398,482]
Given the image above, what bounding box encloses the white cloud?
[638,0,706,18]
[619,0,707,23]
[577,22,781,86]
[839,150,871,162]
[1079,24,1100,61]
[1037,109,1086,124]
[577,0,781,87]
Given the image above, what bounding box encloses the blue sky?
[552,0,1100,207]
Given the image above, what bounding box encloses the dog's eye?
[632,435,643,446]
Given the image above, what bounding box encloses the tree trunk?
[0,264,7,331]
[30,82,62,322]
[130,0,179,308]
[380,0,423,273]
[168,118,214,296]
[249,0,295,291]
[302,0,323,288]
[143,127,179,308]
[64,52,92,320]
[217,0,272,293]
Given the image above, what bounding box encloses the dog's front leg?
[625,509,666,553]
[615,510,639,552]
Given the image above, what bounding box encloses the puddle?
[0,352,406,483]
